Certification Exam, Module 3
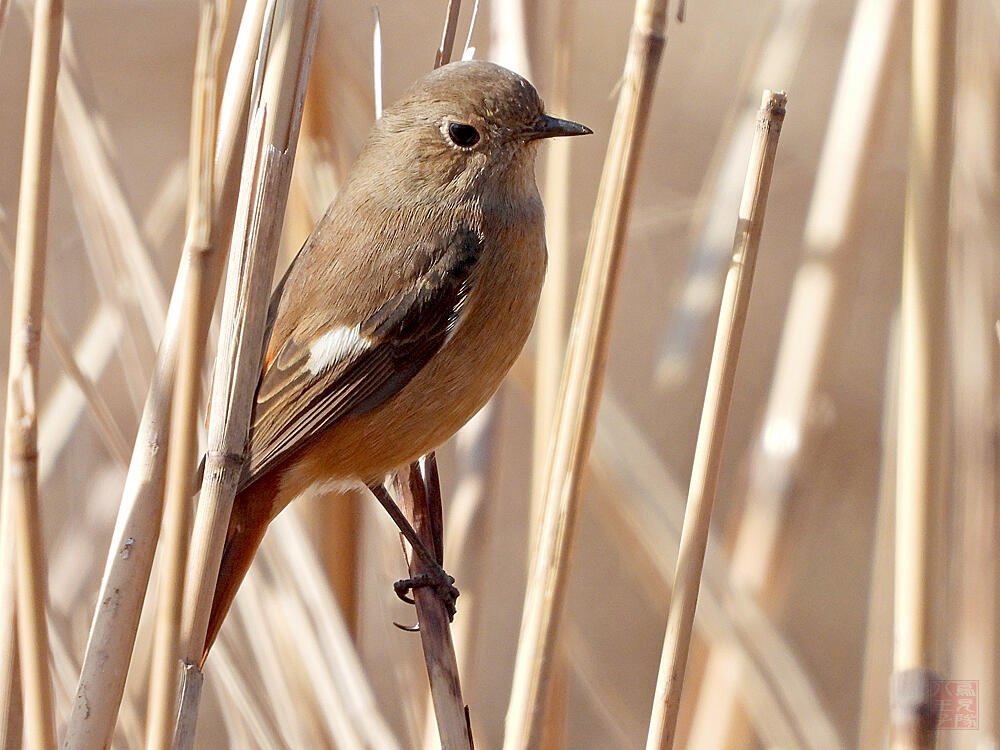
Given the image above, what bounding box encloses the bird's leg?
[367,480,459,620]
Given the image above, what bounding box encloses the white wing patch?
[306,325,369,375]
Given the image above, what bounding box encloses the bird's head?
[358,60,591,202]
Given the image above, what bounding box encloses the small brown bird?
[204,60,590,658]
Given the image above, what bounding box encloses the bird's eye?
[448,122,480,148]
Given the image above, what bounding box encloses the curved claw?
[393,621,421,632]
[393,579,417,605]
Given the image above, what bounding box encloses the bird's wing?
[241,225,483,489]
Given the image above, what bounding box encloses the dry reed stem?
[144,2,227,748]
[174,5,318,743]
[420,398,503,750]
[502,2,669,747]
[61,1,267,745]
[644,89,785,750]
[685,0,900,740]
[892,0,955,745]
[434,0,462,69]
[0,0,64,746]
[655,0,815,383]
[394,460,474,750]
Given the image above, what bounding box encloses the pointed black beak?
[525,114,593,140]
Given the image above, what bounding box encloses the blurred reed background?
[0,0,995,748]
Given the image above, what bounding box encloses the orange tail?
[201,473,278,665]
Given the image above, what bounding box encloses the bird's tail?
[201,473,277,666]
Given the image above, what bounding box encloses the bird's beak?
[525,114,593,140]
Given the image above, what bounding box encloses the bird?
[202,59,591,661]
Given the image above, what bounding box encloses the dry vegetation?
[0,0,996,748]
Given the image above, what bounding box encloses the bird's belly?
[276,246,544,504]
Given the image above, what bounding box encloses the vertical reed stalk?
[61,2,267,746]
[144,2,226,748]
[0,0,64,747]
[891,0,955,746]
[173,4,318,744]
[644,90,786,750]
[502,2,669,747]
[395,459,473,750]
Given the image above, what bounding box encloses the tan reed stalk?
[61,1,268,746]
[0,0,64,747]
[644,89,786,750]
[433,0,462,68]
[0,235,129,468]
[892,0,955,746]
[0,1,64,749]
[684,0,901,741]
[420,398,503,750]
[502,2,670,747]
[144,3,226,748]
[394,459,474,750]
[173,5,318,744]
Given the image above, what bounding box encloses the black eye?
[448,122,480,148]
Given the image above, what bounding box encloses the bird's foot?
[393,565,459,620]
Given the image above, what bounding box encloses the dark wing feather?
[241,225,483,490]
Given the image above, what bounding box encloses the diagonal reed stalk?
[644,89,786,750]
[502,2,670,748]
[0,0,64,747]
[61,1,268,745]
[143,2,227,748]
[891,0,955,746]
[173,3,319,744]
